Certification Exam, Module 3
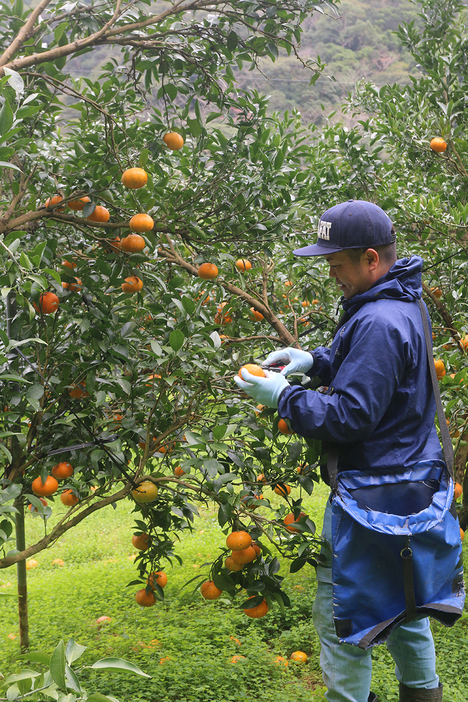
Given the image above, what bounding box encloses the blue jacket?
[278,256,442,473]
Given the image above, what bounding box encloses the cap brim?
[293,243,344,257]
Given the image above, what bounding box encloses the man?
[234,200,463,702]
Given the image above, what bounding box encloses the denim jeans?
[312,500,440,702]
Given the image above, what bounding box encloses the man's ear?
[364,248,379,271]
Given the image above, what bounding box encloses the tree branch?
[0,0,202,77]
[0,485,131,569]
[157,240,298,347]
[0,0,53,68]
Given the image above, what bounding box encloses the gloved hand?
[262,347,314,376]
[234,367,290,408]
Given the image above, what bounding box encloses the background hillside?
[63,0,421,124]
[238,0,421,123]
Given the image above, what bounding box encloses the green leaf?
[54,21,69,43]
[240,594,264,609]
[203,458,222,477]
[43,267,61,284]
[27,273,47,288]
[0,160,21,172]
[65,662,82,694]
[181,296,195,314]
[5,670,40,683]
[86,369,96,396]
[7,338,46,350]
[19,251,32,270]
[26,384,44,401]
[87,695,118,702]
[217,502,232,527]
[212,570,235,594]
[289,557,307,573]
[4,68,24,95]
[120,321,136,337]
[117,378,131,394]
[49,640,67,690]
[271,590,286,615]
[160,83,177,100]
[83,202,96,218]
[89,658,151,678]
[0,373,30,383]
[169,330,185,352]
[95,390,106,406]
[213,473,237,492]
[212,425,227,441]
[184,431,205,446]
[268,557,281,575]
[139,149,149,167]
[0,98,14,136]
[150,340,162,356]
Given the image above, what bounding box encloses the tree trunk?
[15,502,29,651]
[6,291,29,649]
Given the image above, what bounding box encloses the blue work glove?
[262,348,314,376]
[234,367,290,408]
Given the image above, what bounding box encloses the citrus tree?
[0,0,343,651]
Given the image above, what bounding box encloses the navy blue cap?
[293,200,394,257]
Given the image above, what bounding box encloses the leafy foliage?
[1,637,149,701]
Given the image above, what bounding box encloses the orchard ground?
[1,484,468,702]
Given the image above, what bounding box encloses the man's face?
[324,250,373,299]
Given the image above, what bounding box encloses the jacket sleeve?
[278,311,414,443]
[306,346,333,386]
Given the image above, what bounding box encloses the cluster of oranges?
[36,134,185,313]
[130,529,169,607]
[197,531,268,617]
[434,358,446,379]
[224,531,268,617]
[135,571,168,607]
[31,462,79,506]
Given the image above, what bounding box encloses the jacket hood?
[342,255,423,315]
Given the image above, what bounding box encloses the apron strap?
[418,298,454,479]
[327,446,339,492]
[401,539,417,623]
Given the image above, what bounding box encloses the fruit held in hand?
[238,364,265,379]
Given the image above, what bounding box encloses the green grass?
[1,483,467,702]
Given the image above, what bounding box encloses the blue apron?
[330,460,465,649]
